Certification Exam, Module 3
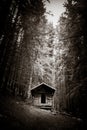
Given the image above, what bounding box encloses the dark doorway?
[41,94,46,103]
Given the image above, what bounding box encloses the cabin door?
[41,94,46,103]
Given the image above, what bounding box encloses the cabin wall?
[33,94,41,106]
[46,94,53,106]
[33,94,53,106]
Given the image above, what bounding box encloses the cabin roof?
[31,82,56,92]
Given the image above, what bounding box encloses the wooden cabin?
[31,82,56,110]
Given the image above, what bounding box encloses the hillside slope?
[0,93,83,130]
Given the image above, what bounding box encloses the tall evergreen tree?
[57,0,87,118]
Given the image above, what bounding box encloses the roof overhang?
[31,82,56,92]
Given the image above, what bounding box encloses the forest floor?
[0,92,84,130]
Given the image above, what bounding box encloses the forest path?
[0,93,83,130]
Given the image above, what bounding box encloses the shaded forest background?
[0,0,87,122]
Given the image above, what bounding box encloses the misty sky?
[45,0,65,26]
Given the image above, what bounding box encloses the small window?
[41,94,46,103]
